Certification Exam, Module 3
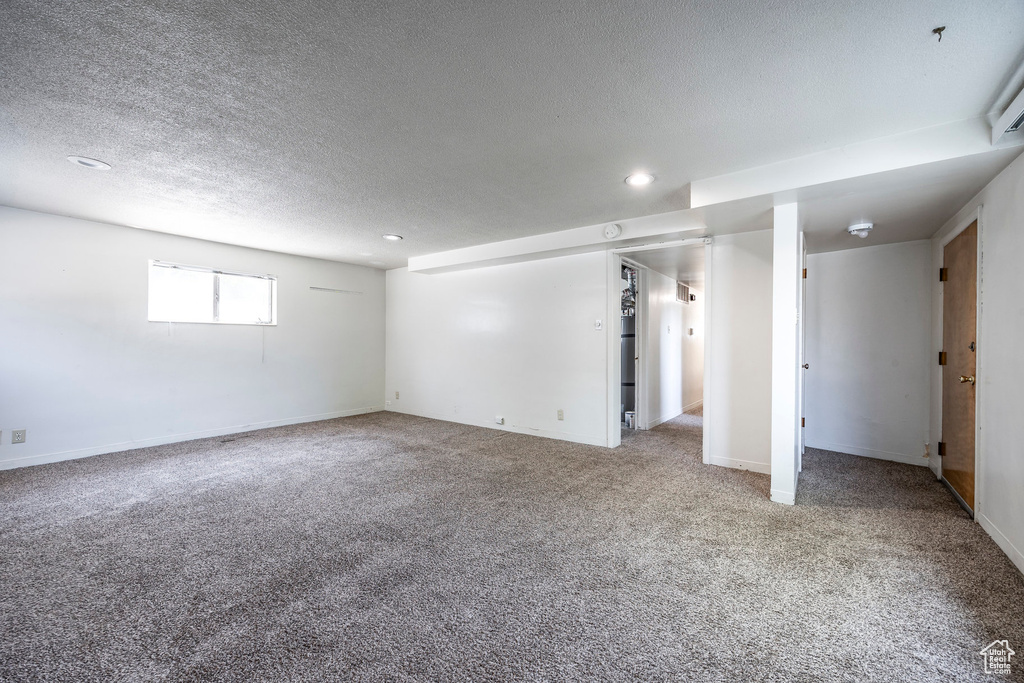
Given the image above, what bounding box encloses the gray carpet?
[2,410,1022,682]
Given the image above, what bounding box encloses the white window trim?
[148,260,278,326]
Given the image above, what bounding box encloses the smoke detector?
[848,223,873,239]
[603,223,622,239]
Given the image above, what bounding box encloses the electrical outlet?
[557,409,564,421]
[395,391,399,400]
[924,442,930,459]
[495,416,504,425]
[385,400,392,407]
[12,430,26,444]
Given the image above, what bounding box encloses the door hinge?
[803,268,807,279]
[939,351,947,366]
[937,441,946,456]
[801,417,805,427]
[939,267,948,282]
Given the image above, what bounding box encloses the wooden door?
[941,221,977,511]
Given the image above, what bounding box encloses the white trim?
[386,408,608,447]
[974,206,985,519]
[935,206,984,518]
[683,398,704,413]
[0,406,385,471]
[606,252,622,448]
[701,239,714,466]
[709,455,772,475]
[611,237,708,255]
[805,441,929,467]
[979,513,1024,576]
[645,410,684,430]
[770,488,796,505]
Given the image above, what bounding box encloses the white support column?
[771,203,802,505]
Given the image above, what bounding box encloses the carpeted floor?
[2,410,1022,682]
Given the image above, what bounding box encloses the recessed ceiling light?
[382,234,403,241]
[625,172,655,187]
[67,156,111,171]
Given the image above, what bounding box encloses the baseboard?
[805,440,928,467]
[979,513,1024,577]
[386,407,608,447]
[682,399,703,413]
[644,410,681,430]
[0,406,385,471]
[707,455,771,475]
[771,488,796,505]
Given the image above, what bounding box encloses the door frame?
[620,256,647,432]
[937,207,984,518]
[607,238,711,447]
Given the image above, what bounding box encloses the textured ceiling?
[2,0,1023,268]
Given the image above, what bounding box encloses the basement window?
[148,260,277,325]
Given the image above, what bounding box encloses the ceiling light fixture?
[625,172,655,187]
[67,156,111,171]
[382,234,403,241]
[847,223,873,239]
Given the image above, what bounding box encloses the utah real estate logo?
[980,640,1014,675]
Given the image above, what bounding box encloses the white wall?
[386,252,612,446]
[705,230,774,474]
[0,207,385,469]
[929,151,1024,575]
[643,269,684,429]
[804,241,931,465]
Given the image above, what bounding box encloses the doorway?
[620,262,640,430]
[941,220,978,514]
[614,243,707,444]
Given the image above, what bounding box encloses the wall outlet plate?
[12,430,26,444]
[557,409,564,421]
[395,391,399,400]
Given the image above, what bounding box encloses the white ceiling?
[626,245,706,290]
[798,147,1023,252]
[2,1,1024,268]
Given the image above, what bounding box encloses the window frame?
[148,259,278,326]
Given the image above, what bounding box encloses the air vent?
[1007,109,1024,133]
[993,86,1024,143]
[676,282,690,304]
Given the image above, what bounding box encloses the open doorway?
[614,242,707,446]
[620,262,640,431]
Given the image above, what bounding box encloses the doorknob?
[959,375,975,385]
[802,363,809,369]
